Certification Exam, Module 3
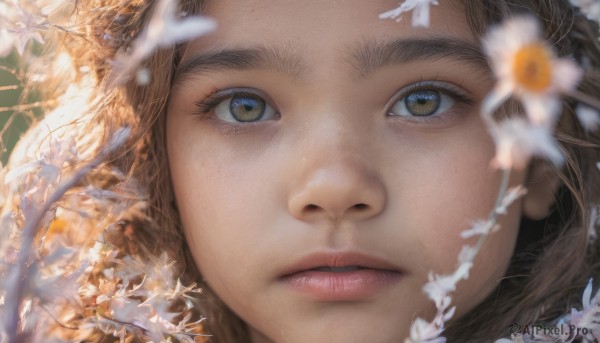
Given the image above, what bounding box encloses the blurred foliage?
[0,53,40,166]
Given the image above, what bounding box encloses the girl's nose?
[287,152,386,224]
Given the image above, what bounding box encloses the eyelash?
[192,82,476,134]
[195,88,236,114]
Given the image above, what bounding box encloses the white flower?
[0,0,77,56]
[576,105,600,131]
[496,185,528,215]
[460,220,499,239]
[482,16,583,127]
[563,279,600,343]
[569,0,600,25]
[379,0,439,27]
[423,263,472,307]
[490,118,563,170]
[19,0,76,26]
[0,2,46,55]
[405,317,446,343]
[109,0,216,85]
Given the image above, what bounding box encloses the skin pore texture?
[166,1,546,342]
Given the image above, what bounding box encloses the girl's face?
[167,1,526,342]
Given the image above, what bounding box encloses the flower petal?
[552,58,583,93]
[576,105,600,131]
[521,95,561,127]
[491,118,564,169]
[583,278,593,309]
[160,16,216,47]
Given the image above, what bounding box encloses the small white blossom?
[461,220,500,239]
[496,185,528,215]
[406,317,447,343]
[379,0,439,27]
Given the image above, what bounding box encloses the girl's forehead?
[190,0,474,53]
[176,0,482,86]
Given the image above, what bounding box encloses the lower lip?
[281,269,403,301]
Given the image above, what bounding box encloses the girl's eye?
[214,93,276,123]
[389,89,455,118]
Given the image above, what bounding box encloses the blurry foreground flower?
[0,0,76,57]
[109,0,216,86]
[0,125,207,341]
[379,0,439,27]
[482,16,582,127]
[569,0,600,25]
[0,1,45,56]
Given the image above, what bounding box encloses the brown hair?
[78,0,251,341]
[7,0,600,341]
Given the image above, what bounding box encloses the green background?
[0,54,36,166]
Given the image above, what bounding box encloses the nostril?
[354,203,368,210]
[306,204,319,212]
[302,203,370,218]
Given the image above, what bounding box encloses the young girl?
[2,0,600,342]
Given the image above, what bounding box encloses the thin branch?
[0,85,20,91]
[0,100,56,113]
[473,169,511,256]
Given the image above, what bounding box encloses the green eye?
[214,93,277,123]
[390,89,454,118]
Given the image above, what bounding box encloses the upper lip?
[279,251,403,278]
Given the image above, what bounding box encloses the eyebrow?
[347,37,489,77]
[172,37,489,86]
[174,45,305,85]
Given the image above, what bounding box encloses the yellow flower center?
[512,43,553,92]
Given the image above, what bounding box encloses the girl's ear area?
[521,160,562,220]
